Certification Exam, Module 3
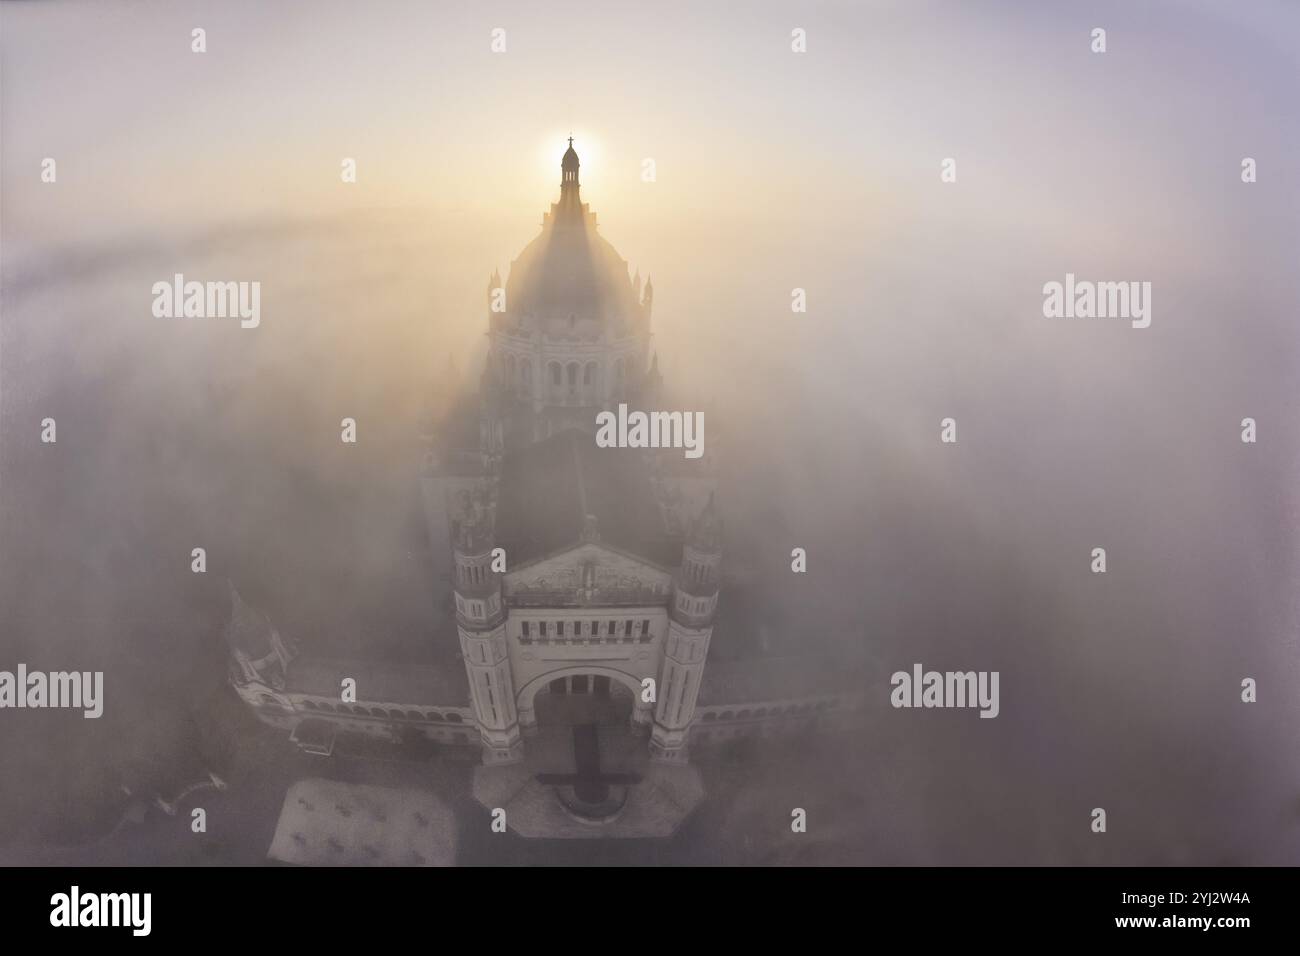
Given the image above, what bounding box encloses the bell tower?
[452,497,523,764]
[651,494,722,761]
[561,136,580,193]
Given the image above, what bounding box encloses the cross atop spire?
[560,136,581,196]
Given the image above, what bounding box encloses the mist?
[2,0,1298,864]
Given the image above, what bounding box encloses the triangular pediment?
[504,542,673,607]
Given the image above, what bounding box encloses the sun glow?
[541,130,602,179]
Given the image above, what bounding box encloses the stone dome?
[505,224,638,325]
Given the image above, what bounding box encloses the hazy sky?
[7,1,1297,229]
[5,0,1298,366]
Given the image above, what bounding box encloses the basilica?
[418,138,720,765]
[224,141,860,831]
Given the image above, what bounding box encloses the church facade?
[225,143,860,772]
[420,139,717,765]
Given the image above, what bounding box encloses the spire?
[224,581,274,658]
[642,275,653,306]
[561,137,580,189]
[689,491,723,553]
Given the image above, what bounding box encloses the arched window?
[521,360,532,385]
[300,699,318,710]
[446,713,463,724]
[427,711,445,723]
[566,362,579,387]
[583,362,596,386]
[369,707,387,718]
[550,362,562,386]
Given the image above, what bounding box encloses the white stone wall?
[689,694,865,745]
[505,605,668,724]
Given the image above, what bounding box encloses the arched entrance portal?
[534,673,634,729]
[516,667,652,741]
[517,667,651,822]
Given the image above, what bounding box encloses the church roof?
[495,428,677,568]
[286,656,469,707]
[505,222,638,323]
[503,141,640,325]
